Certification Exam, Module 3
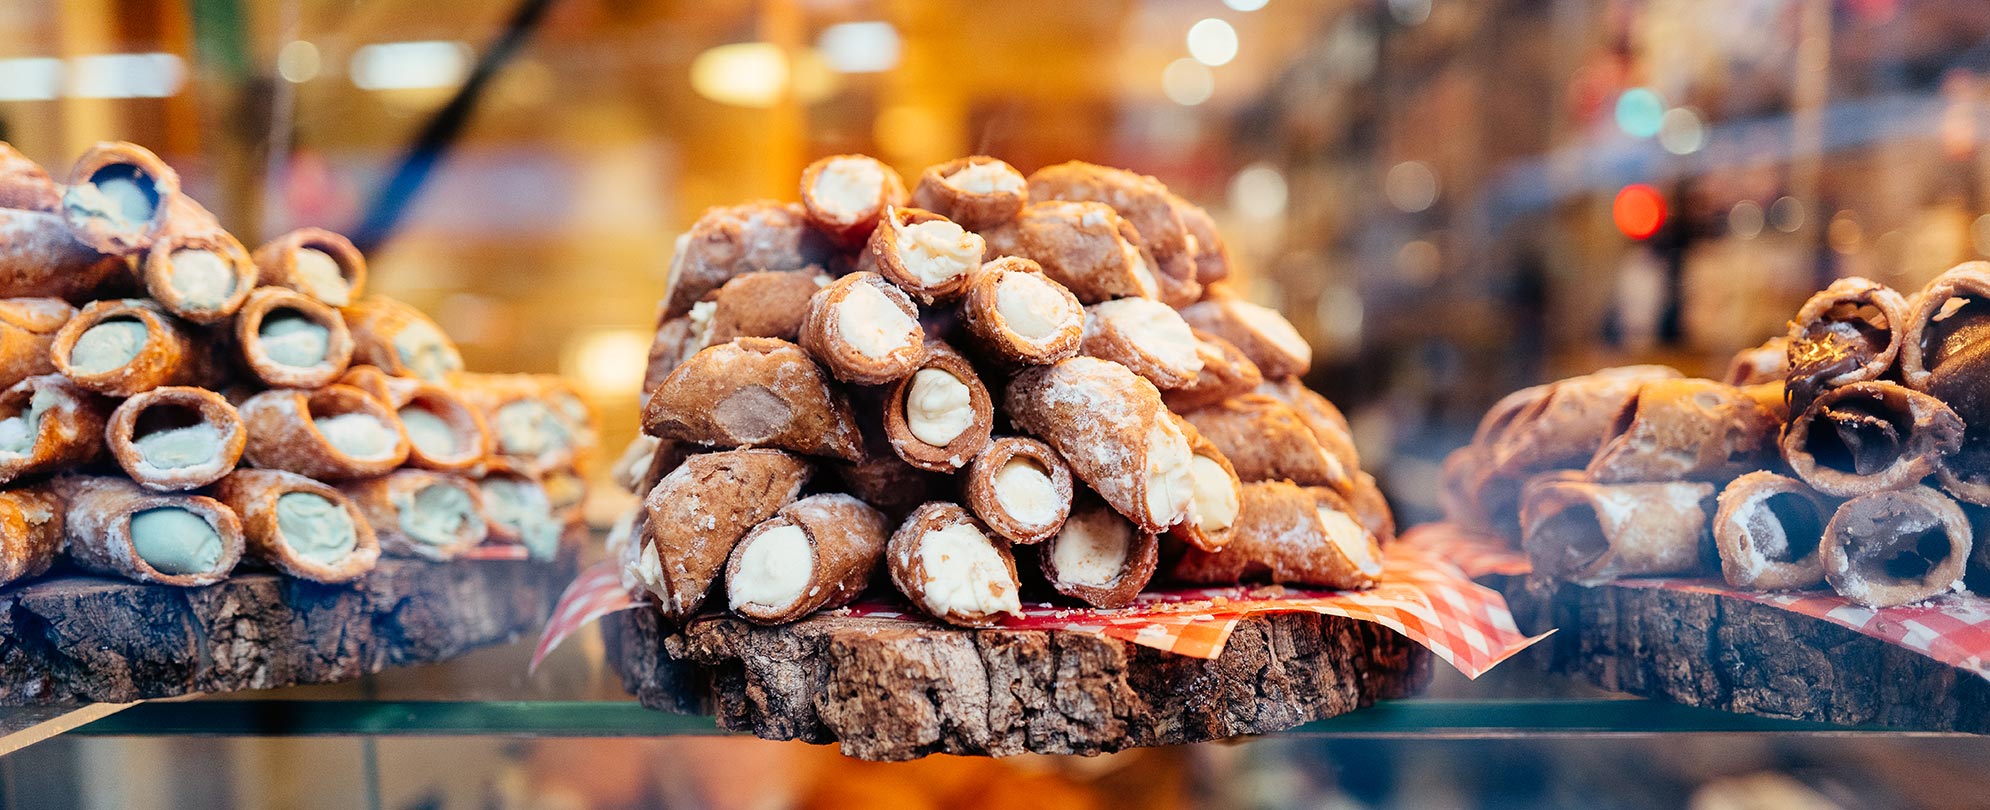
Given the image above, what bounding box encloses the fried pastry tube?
[725,493,890,624]
[0,142,61,211]
[51,298,214,396]
[799,271,927,385]
[453,373,587,474]
[0,298,73,389]
[625,448,813,621]
[830,416,945,521]
[1437,445,1490,528]
[910,156,1028,229]
[1166,416,1244,552]
[61,141,179,255]
[1005,357,1196,533]
[252,227,367,306]
[642,315,696,407]
[696,269,829,347]
[1182,394,1352,491]
[1080,297,1203,389]
[233,287,355,389]
[341,469,488,561]
[1038,496,1159,609]
[1725,336,1789,386]
[139,201,256,324]
[1473,383,1551,448]
[0,207,129,300]
[1781,381,1962,498]
[106,386,246,491]
[660,201,831,319]
[1348,471,1396,544]
[643,338,863,461]
[1892,262,1990,502]
[368,379,489,473]
[61,475,244,587]
[799,154,907,248]
[1487,365,1682,475]
[212,469,379,582]
[239,385,411,480]
[1171,192,1231,284]
[957,256,1084,367]
[1170,481,1382,589]
[1585,379,1778,483]
[0,375,108,484]
[1784,277,1910,414]
[886,501,1022,627]
[1254,377,1363,474]
[883,340,993,472]
[472,462,566,560]
[1027,161,1200,307]
[867,206,985,304]
[1823,486,1971,608]
[1519,474,1715,585]
[0,485,63,587]
[963,436,1074,545]
[1179,297,1313,379]
[340,295,463,382]
[1012,201,1159,302]
[1162,330,1263,413]
[1713,472,1831,591]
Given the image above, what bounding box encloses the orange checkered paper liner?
[533,541,1547,679]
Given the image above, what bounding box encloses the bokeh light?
[1230,162,1288,220]
[1612,184,1665,239]
[1162,58,1214,106]
[1615,88,1664,138]
[1188,19,1240,67]
[277,41,321,84]
[1729,200,1765,238]
[1224,0,1269,10]
[1384,161,1438,213]
[690,42,787,108]
[1658,107,1704,154]
[1770,196,1804,233]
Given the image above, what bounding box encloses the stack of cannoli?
[1443,263,1990,608]
[0,141,595,592]
[615,154,1393,630]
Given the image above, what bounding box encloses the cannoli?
[660,201,831,319]
[0,298,73,389]
[963,436,1074,545]
[50,298,213,396]
[611,434,664,494]
[1011,201,1159,303]
[105,386,246,491]
[0,485,63,587]
[1166,416,1245,552]
[1161,330,1263,413]
[882,340,993,472]
[956,256,1084,367]
[252,227,367,306]
[698,269,830,347]
[1713,471,1831,591]
[1348,472,1396,545]
[642,338,863,462]
[910,156,1028,230]
[625,448,813,621]
[725,493,890,624]
[1741,380,1789,425]
[798,154,907,248]
[643,315,697,407]
[474,463,565,560]
[454,373,587,474]
[1585,379,1777,483]
[139,202,256,324]
[60,475,244,587]
[866,206,985,304]
[1487,365,1682,475]
[1518,473,1715,585]
[61,141,179,255]
[340,469,488,560]
[798,271,927,385]
[1724,336,1789,386]
[340,295,464,382]
[1822,485,1971,608]
[1891,263,1990,501]
[541,463,588,527]
[1472,383,1551,448]
[1170,481,1382,589]
[1437,445,1489,527]
[830,419,945,521]
[1027,161,1200,307]
[1080,297,1203,389]
[212,469,379,582]
[1171,192,1231,284]
[0,142,61,212]
[885,501,1022,627]
[0,207,129,301]
[1781,381,1962,498]
[0,375,108,483]
[1038,496,1159,608]
[1784,277,1910,414]
[1253,376,1364,478]
[1004,357,1196,533]
[239,385,411,480]
[387,384,490,473]
[1179,297,1312,379]
[1182,394,1351,491]
[232,287,355,389]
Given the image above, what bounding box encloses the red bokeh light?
[1613,184,1666,240]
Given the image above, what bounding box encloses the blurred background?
[8,0,1990,807]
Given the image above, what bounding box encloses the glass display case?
[6,0,1990,807]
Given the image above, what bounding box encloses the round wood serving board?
[0,557,567,706]
[607,605,1432,760]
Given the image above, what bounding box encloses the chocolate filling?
[1758,492,1823,563]
[1529,502,1607,576]
[1804,396,1909,476]
[1787,304,1890,415]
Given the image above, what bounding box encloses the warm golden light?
[690,42,789,108]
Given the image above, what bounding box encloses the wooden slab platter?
[1,557,568,706]
[607,605,1432,760]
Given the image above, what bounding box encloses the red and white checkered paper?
[532,542,1546,678]
[1405,521,1990,681]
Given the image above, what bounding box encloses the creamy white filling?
[494,399,572,458]
[992,458,1058,528]
[1051,510,1131,587]
[1230,299,1312,365]
[1143,420,1194,526]
[276,492,358,565]
[1319,507,1381,577]
[134,423,220,470]
[483,476,561,560]
[129,507,221,575]
[895,219,983,285]
[917,523,1020,618]
[994,272,1077,342]
[837,281,921,359]
[70,318,148,374]
[0,388,58,456]
[729,523,813,612]
[685,300,717,353]
[812,157,886,220]
[393,319,461,381]
[315,413,398,459]
[258,312,330,368]
[1188,455,1238,531]
[1089,298,1202,376]
[905,368,973,446]
[293,248,350,305]
[945,161,1024,195]
[169,249,236,308]
[405,482,482,546]
[399,407,457,457]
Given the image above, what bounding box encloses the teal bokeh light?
[1615,88,1665,138]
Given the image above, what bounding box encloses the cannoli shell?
[830,423,945,522]
[340,469,488,561]
[1254,376,1362,474]
[232,286,355,389]
[1472,384,1550,448]
[1172,193,1231,284]
[50,298,214,396]
[1037,497,1159,609]
[1519,473,1715,585]
[1780,381,1963,498]
[1027,161,1200,306]
[910,156,1028,230]
[1585,379,1777,483]
[0,375,108,484]
[963,436,1074,546]
[867,206,985,304]
[60,475,244,587]
[643,315,696,408]
[1438,445,1489,528]
[1488,365,1683,475]
[642,337,863,462]
[1012,201,1158,303]
[0,143,61,212]
[798,154,907,248]
[61,141,180,255]
[885,501,1022,627]
[1080,298,1203,389]
[1182,394,1352,491]
[1713,471,1831,591]
[660,201,831,319]
[0,485,64,587]
[1724,336,1789,386]
[106,385,246,491]
[393,385,493,473]
[252,227,368,306]
[724,493,890,624]
[1004,357,1194,533]
[1785,276,1909,389]
[1822,485,1971,608]
[703,269,828,346]
[1165,415,1243,552]
[212,469,379,582]
[239,385,412,480]
[452,372,587,474]
[1170,481,1382,589]
[883,339,993,472]
[1162,330,1263,413]
[1348,471,1396,545]
[0,208,128,301]
[0,298,73,389]
[337,364,421,408]
[799,272,927,385]
[340,295,464,382]
[632,448,813,622]
[956,256,1084,368]
[1899,261,1990,391]
[472,461,561,556]
[1178,298,1312,379]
